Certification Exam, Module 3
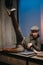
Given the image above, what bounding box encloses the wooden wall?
[0,0,17,48]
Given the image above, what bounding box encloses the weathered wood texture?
[0,0,17,48]
[0,55,26,65]
[0,55,40,65]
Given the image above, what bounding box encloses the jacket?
[24,33,41,51]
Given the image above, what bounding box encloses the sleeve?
[25,34,30,43]
[24,34,32,48]
[33,37,41,51]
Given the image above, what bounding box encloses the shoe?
[7,8,16,15]
[10,8,16,12]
